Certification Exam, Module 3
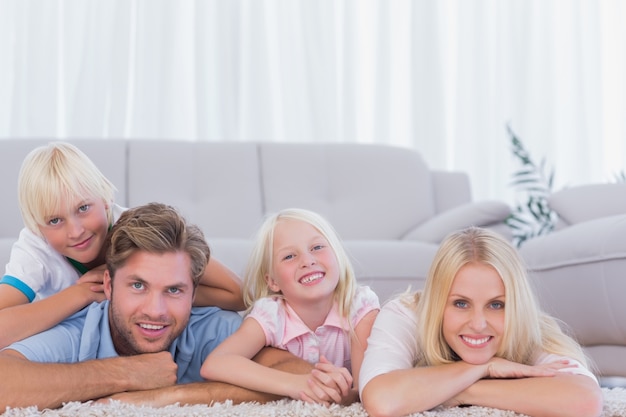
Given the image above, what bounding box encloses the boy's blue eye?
[48,218,61,226]
[78,204,90,213]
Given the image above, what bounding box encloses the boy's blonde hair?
[18,142,117,236]
[413,227,589,367]
[243,208,357,322]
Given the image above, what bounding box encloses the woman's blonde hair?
[413,227,588,367]
[243,208,357,322]
[18,142,117,236]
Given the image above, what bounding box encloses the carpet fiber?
[3,388,626,417]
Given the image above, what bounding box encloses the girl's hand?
[289,373,334,406]
[301,356,354,405]
[484,356,575,379]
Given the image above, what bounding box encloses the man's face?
[103,250,195,356]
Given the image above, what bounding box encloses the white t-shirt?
[359,295,598,397]
[0,204,125,302]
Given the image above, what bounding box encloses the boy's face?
[38,195,110,266]
[104,250,194,355]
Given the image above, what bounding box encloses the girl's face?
[442,262,505,365]
[266,219,340,308]
[38,194,110,267]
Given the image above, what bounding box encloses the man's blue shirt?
[7,301,242,384]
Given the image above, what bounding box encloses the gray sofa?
[0,139,511,305]
[2,139,624,380]
[519,183,626,381]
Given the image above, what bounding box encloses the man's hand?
[120,352,179,391]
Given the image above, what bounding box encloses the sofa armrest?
[548,183,626,228]
[401,200,512,244]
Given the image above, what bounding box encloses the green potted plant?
[505,125,558,247]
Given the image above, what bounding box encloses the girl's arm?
[200,318,335,403]
[311,309,379,405]
[192,257,245,311]
[0,277,105,348]
[349,309,378,390]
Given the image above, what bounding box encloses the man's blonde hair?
[18,142,116,235]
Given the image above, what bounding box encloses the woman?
[359,227,603,417]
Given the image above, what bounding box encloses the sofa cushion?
[259,143,435,240]
[402,200,511,243]
[127,141,265,239]
[548,183,626,226]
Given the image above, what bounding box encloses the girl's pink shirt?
[247,285,379,368]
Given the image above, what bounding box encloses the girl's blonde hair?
[243,208,357,322]
[411,227,589,367]
[18,142,117,236]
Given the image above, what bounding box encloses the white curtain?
[1,0,624,203]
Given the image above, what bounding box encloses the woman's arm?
[364,356,601,417]
[454,372,603,417]
[363,359,487,417]
[0,277,104,348]
[193,257,245,311]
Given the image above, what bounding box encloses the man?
[0,203,338,410]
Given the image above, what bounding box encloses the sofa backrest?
[258,142,437,239]
[126,141,265,239]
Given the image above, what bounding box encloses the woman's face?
[442,262,505,364]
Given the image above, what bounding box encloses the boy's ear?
[265,274,281,293]
[103,269,113,300]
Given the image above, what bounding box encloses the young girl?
[201,208,380,405]
[0,142,244,348]
[359,227,603,417]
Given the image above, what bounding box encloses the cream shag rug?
[3,388,626,417]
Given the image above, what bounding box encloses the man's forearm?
[102,381,283,407]
[0,351,177,410]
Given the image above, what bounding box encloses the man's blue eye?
[168,287,180,294]
[132,282,144,290]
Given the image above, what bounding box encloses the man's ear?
[265,274,281,293]
[103,269,113,301]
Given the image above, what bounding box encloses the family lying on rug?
[0,143,604,417]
